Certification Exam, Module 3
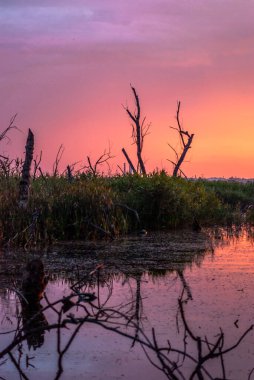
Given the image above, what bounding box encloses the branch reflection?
[0,260,253,380]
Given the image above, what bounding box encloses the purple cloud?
[1,0,254,176]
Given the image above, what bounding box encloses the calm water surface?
[0,231,254,380]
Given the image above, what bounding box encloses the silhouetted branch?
[167,159,187,178]
[0,114,18,142]
[84,147,114,177]
[248,368,254,380]
[121,148,137,174]
[38,167,46,181]
[33,150,42,179]
[1,266,253,380]
[53,144,64,176]
[8,352,29,380]
[168,101,194,177]
[114,203,140,224]
[124,86,149,175]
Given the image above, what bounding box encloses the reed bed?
[0,173,253,246]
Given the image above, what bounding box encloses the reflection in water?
[21,259,48,350]
[1,268,253,379]
[21,302,48,351]
[209,224,254,247]
[0,229,254,379]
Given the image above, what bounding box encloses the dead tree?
[123,86,150,175]
[19,129,34,207]
[0,114,18,144]
[83,147,114,177]
[168,101,194,177]
[121,148,137,174]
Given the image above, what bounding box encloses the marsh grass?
[201,180,254,223]
[0,176,127,245]
[109,174,225,228]
[0,173,253,246]
[202,180,254,207]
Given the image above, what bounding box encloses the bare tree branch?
[84,146,114,177]
[0,114,19,142]
[33,150,42,179]
[166,159,187,178]
[168,101,194,177]
[53,145,64,177]
[123,86,149,175]
[121,148,137,174]
[0,266,253,380]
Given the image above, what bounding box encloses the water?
[0,229,254,379]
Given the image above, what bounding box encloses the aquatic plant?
[0,172,252,246]
[109,173,225,229]
[0,176,128,245]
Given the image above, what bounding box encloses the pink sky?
[1,0,254,177]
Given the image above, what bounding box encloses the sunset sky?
[1,0,254,177]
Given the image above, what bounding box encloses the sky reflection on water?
[0,230,254,379]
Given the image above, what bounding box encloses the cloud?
[1,0,254,86]
[1,1,254,50]
[1,0,254,177]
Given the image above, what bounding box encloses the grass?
[201,180,254,209]
[200,179,254,224]
[109,173,225,228]
[0,172,253,246]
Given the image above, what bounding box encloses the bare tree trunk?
[168,101,194,177]
[19,129,34,208]
[121,148,137,174]
[173,134,194,176]
[124,86,149,175]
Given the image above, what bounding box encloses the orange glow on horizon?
[1,1,254,178]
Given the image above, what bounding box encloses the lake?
[0,227,254,379]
